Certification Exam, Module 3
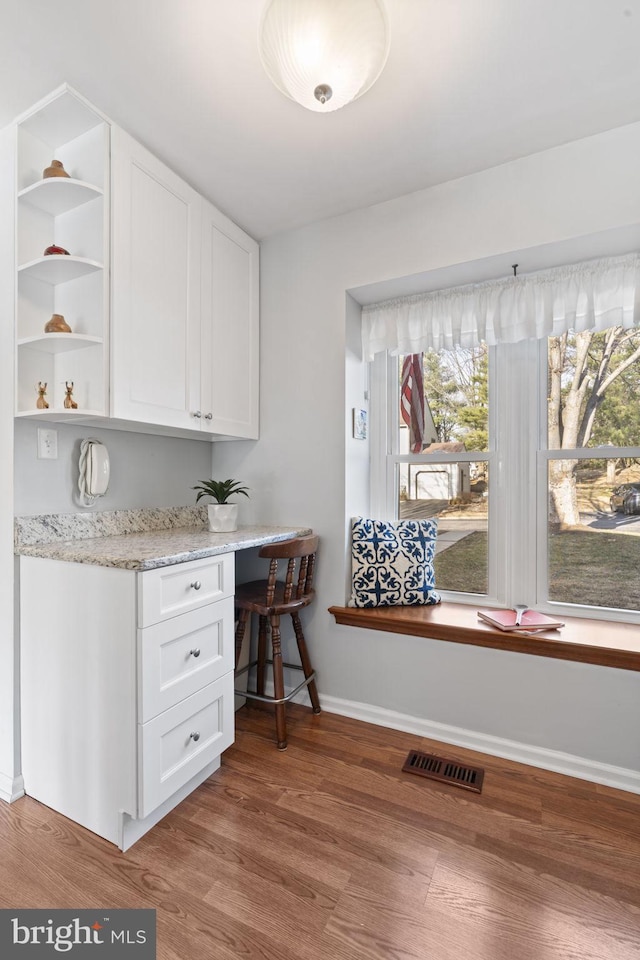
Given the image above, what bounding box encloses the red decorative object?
[400,353,425,453]
[43,244,70,256]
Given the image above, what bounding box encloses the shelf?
[18,87,105,148]
[18,255,103,285]
[329,603,640,672]
[13,89,109,436]
[16,408,105,421]
[18,334,103,355]
[18,178,103,216]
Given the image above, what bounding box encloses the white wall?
[213,121,640,783]
[0,126,18,800]
[14,421,212,516]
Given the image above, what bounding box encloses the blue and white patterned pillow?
[348,517,440,608]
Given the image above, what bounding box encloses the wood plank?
[1,705,639,960]
[329,602,640,670]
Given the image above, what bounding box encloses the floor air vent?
[402,750,484,793]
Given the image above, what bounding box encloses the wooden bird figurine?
[63,381,78,409]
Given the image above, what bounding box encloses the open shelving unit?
[15,86,110,418]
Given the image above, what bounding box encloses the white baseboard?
[0,772,25,803]
[249,676,640,795]
[318,693,640,795]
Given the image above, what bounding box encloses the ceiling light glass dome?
[259,0,390,113]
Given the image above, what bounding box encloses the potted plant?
[193,478,250,533]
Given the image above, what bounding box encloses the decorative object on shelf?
[36,381,49,409]
[44,313,72,334]
[193,478,250,533]
[44,244,70,256]
[258,0,390,112]
[477,608,565,632]
[63,381,78,409]
[43,159,70,179]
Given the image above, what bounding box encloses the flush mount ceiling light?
[258,0,390,113]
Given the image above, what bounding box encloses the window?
[396,346,491,596]
[370,326,640,620]
[542,326,640,614]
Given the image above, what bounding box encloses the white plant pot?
[207,503,238,533]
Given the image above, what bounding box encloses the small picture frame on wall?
[353,408,367,440]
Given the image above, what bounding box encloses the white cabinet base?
[20,553,235,850]
[20,558,138,847]
[119,757,219,852]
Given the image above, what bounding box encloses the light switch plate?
[37,428,58,460]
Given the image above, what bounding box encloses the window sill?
[328,603,640,672]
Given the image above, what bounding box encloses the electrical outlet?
[37,428,58,460]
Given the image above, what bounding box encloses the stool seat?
[234,534,321,749]
[234,580,315,616]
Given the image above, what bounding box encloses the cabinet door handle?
[189,731,200,742]
[190,580,202,590]
[189,648,201,658]
[192,410,202,418]
[204,412,213,420]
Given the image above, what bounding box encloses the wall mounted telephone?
[78,438,110,505]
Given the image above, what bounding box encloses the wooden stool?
[234,534,321,749]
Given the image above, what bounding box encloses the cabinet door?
[111,127,201,428]
[201,201,259,438]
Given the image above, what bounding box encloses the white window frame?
[370,337,640,624]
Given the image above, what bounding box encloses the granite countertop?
[15,507,312,571]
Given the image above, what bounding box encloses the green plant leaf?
[192,478,250,504]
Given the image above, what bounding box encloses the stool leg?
[270,614,287,749]
[292,613,321,714]
[257,615,268,697]
[235,609,250,670]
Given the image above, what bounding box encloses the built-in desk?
[15,507,311,850]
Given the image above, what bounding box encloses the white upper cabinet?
[200,202,259,439]
[110,127,201,429]
[11,86,109,419]
[7,86,260,440]
[110,127,259,439]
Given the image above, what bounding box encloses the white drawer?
[138,553,234,627]
[138,597,234,722]
[138,673,234,818]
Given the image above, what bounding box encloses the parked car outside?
[610,482,640,514]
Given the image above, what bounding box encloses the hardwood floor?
[1,704,640,959]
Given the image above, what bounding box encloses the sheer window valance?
[361,252,640,361]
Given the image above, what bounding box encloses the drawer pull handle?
[189,648,201,658]
[190,580,202,590]
[189,731,201,742]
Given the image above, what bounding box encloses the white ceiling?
[3,0,640,240]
